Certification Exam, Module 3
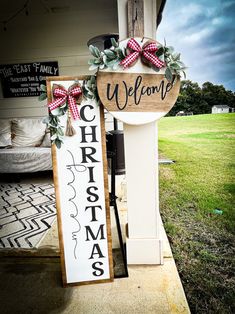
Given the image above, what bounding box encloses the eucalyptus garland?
[88,38,127,71]
[38,76,98,149]
[82,75,99,102]
[88,37,186,81]
[158,40,187,81]
[42,114,64,149]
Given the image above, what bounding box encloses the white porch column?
[117,0,163,264]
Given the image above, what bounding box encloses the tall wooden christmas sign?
[46,76,113,286]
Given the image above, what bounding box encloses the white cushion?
[40,131,51,147]
[0,119,12,147]
[12,118,46,147]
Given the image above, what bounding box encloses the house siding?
[212,106,230,114]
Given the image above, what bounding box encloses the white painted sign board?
[47,77,113,286]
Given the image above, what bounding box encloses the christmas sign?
[89,37,184,125]
[46,76,113,286]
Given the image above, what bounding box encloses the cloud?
[157,0,235,91]
[182,28,214,44]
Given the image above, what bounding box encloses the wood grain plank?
[128,0,144,37]
[100,104,114,281]
[97,72,180,113]
[46,79,67,287]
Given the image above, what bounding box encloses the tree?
[202,82,235,110]
[169,80,208,116]
[168,80,235,116]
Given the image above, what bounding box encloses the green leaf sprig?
[88,38,127,71]
[42,115,64,149]
[38,85,65,149]
[155,41,187,81]
[38,78,99,149]
[38,84,47,101]
[88,37,187,82]
[82,75,99,102]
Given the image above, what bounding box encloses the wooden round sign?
[97,37,180,125]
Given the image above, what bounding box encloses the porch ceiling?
[0,0,117,19]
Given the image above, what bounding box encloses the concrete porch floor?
[0,173,190,313]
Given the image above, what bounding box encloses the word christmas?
[65,111,107,278]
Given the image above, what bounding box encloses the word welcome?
[106,75,173,110]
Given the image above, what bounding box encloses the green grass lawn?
[158,113,235,314]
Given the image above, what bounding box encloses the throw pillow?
[0,119,12,147]
[40,130,51,147]
[12,118,47,147]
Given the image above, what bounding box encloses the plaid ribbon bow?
[48,84,82,120]
[120,38,165,69]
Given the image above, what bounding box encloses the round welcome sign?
[96,37,181,125]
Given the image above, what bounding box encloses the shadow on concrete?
[0,258,73,314]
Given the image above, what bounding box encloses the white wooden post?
[117,0,163,264]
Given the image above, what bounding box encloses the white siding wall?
[212,107,230,114]
[0,0,118,118]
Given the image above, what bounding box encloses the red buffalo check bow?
[120,38,165,69]
[48,84,82,120]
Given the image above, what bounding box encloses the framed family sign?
[0,61,58,97]
[46,76,113,286]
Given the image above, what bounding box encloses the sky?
[157,0,235,91]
